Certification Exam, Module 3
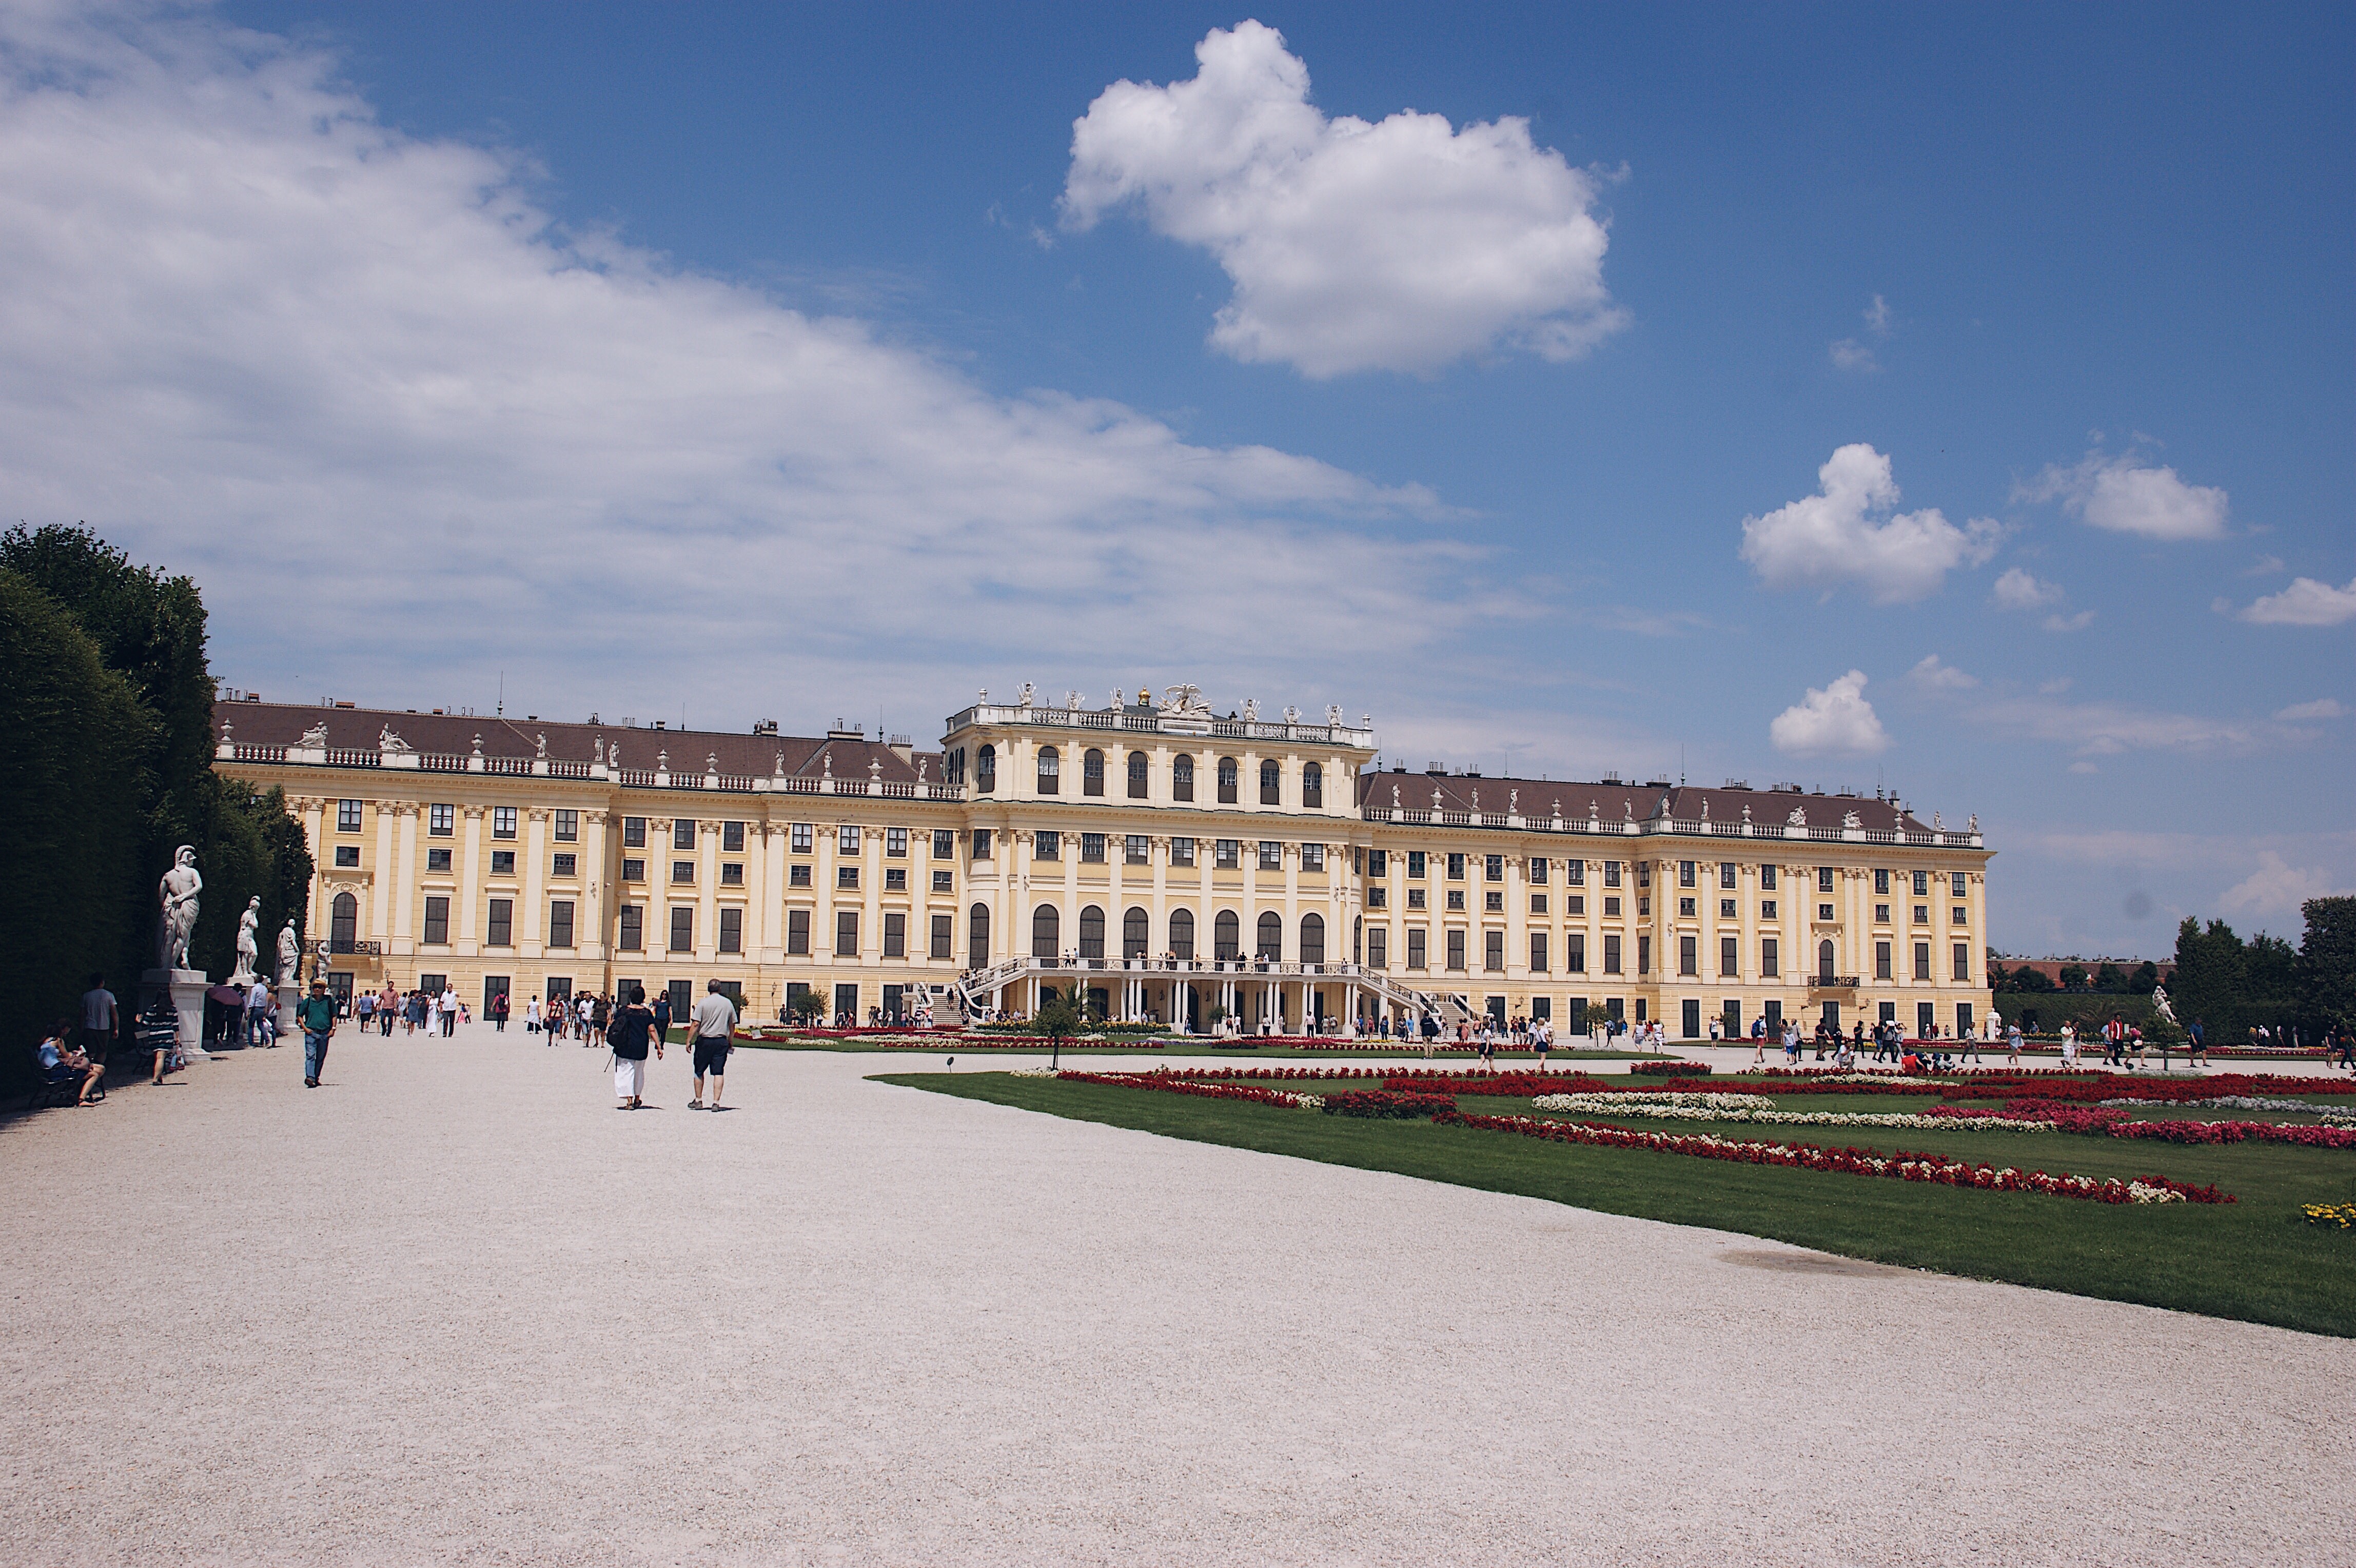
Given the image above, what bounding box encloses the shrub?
[1320,1090,1456,1120]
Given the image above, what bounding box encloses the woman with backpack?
[608,985,660,1110]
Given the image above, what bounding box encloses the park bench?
[22,1044,85,1112]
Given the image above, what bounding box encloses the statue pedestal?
[143,968,211,1061]
[277,983,299,1033]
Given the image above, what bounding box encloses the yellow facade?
[215,691,1992,1037]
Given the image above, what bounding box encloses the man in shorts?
[688,979,737,1110]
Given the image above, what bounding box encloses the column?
[458,805,485,947]
[758,820,787,964]
[369,801,397,944]
[582,810,611,965]
[521,808,549,955]
[698,816,720,962]
[391,803,419,952]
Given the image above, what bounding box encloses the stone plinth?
[277,983,299,1033]
[143,968,210,1061]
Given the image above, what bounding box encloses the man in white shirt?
[688,980,737,1110]
[246,978,274,1046]
[440,985,460,1036]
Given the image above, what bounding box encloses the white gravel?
[4,1025,2351,1566]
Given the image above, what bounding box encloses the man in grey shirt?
[688,980,737,1111]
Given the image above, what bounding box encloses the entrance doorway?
[834,982,860,1024]
[1820,1001,1841,1032]
[482,976,510,1018]
[1681,998,1701,1039]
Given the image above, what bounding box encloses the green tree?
[2058,963,2090,991]
[2172,917,2247,1041]
[2130,959,2160,994]
[2242,932,2299,1037]
[1034,987,1085,1069]
[2297,897,2356,1033]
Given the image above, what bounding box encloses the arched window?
[1352,914,1362,965]
[1126,751,1149,798]
[975,744,996,793]
[1169,908,1195,959]
[1303,761,1323,809]
[1256,911,1283,962]
[1083,748,1105,797]
[1818,939,1837,983]
[1032,904,1060,958]
[1079,905,1105,961]
[1213,910,1240,961]
[1259,759,1281,805]
[1036,746,1059,795]
[969,903,991,969]
[1217,756,1239,803]
[1123,906,1149,959]
[1300,912,1325,965]
[1173,753,1195,801]
[330,891,358,947]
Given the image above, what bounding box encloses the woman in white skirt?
[609,984,659,1109]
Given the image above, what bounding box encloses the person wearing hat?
[296,978,339,1088]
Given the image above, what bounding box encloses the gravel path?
[4,1026,2350,1566]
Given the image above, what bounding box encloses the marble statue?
[2153,985,2177,1025]
[1159,683,1211,718]
[1391,783,1401,807]
[276,920,301,986]
[377,724,413,755]
[1018,682,1034,707]
[229,895,262,985]
[1326,704,1342,727]
[1841,809,1862,830]
[536,732,549,759]
[156,846,202,972]
[297,720,329,748]
[1243,698,1259,721]
[1788,806,1808,826]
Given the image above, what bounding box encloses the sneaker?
[304,1077,317,1088]
[688,1098,703,1109]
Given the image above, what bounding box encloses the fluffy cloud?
[2218,852,2351,924]
[1908,655,1977,690]
[1739,445,2001,603]
[2019,450,2230,540]
[2236,575,2356,626]
[1770,670,1889,756]
[1061,21,1625,377]
[1991,567,2064,611]
[2274,698,2347,720]
[1963,695,2255,756]
[1828,295,1889,371]
[0,6,1514,727]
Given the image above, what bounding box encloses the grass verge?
[878,1072,2356,1338]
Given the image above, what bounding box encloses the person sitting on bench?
[38,1017,103,1106]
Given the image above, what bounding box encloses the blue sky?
[1,1,2349,956]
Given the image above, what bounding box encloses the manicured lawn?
[879,1072,2356,1338]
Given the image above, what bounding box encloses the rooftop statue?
[1159,683,1212,718]
[298,720,329,748]
[1788,806,1807,826]
[377,724,413,755]
[1842,809,1862,830]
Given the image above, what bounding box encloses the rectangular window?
[718,908,742,953]
[334,845,360,868]
[932,870,952,892]
[1081,833,1106,863]
[1126,835,1150,865]
[883,867,905,891]
[1566,934,1586,973]
[338,799,363,832]
[1919,1002,1937,1039]
[1445,929,1466,971]
[930,914,952,959]
[1761,865,1777,891]
[1914,904,1930,925]
[1912,870,1930,896]
[420,895,449,945]
[1564,859,1584,886]
[1529,932,1549,972]
[1678,897,1696,917]
[1528,856,1547,885]
[1876,941,1893,980]
[1407,851,1426,879]
[426,847,452,873]
[836,910,859,957]
[1485,854,1504,882]
[1761,937,1779,977]
[1368,927,1388,968]
[971,829,992,860]
[1603,861,1621,889]
[1874,868,1891,895]
[706,820,735,853]
[1720,935,1738,977]
[1818,866,1836,892]
[1406,928,1427,969]
[555,809,578,842]
[1447,852,1466,880]
[1721,899,1737,919]
[429,803,454,836]
[886,827,906,857]
[1407,888,1426,909]
[1447,890,1466,912]
[621,857,644,882]
[1369,848,1388,878]
[492,807,517,840]
[933,829,955,858]
[1638,934,1652,975]
[1259,840,1283,869]
[1303,843,1325,872]
[623,816,646,848]
[1953,906,1968,926]
[790,865,811,887]
[1529,893,1547,914]
[1720,862,1737,889]
[673,860,695,884]
[1679,934,1697,976]
[1602,895,1620,917]
[786,909,810,955]
[674,819,695,850]
[1876,903,1891,923]
[1171,837,1195,866]
[1484,891,1504,913]
[490,850,515,876]
[1603,934,1622,974]
[1914,942,1932,981]
[1819,904,1835,921]
[838,825,860,855]
[882,912,905,958]
[1567,894,1583,915]
[1953,943,1970,982]
[791,822,813,853]
[615,904,638,951]
[1761,899,1776,919]
[1951,871,1967,898]
[547,900,575,949]
[1638,864,1652,889]
[1368,886,1388,908]
[1483,930,1504,971]
[551,852,576,877]
[1214,839,1240,869]
[669,906,693,952]
[1679,860,1696,888]
[837,865,859,888]
[720,862,744,887]
[1035,831,1059,861]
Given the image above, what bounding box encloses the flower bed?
[1320,1090,1458,1120]
[1630,1060,1712,1077]
[2304,1203,2356,1229]
[1534,1092,2060,1133]
[1431,1110,2230,1205]
[1935,1072,2356,1105]
[1053,1069,1321,1110]
[2109,1119,2356,1150]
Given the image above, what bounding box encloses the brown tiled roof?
[1354,769,1930,833]
[212,701,941,782]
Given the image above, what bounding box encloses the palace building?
[212,685,1993,1038]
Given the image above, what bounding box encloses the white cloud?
[1863,294,1892,335]
[2042,610,2096,633]
[1908,655,1977,690]
[1060,21,1625,377]
[2218,852,2351,924]
[2067,761,2098,774]
[0,6,1521,727]
[2236,575,2356,626]
[1991,567,2064,611]
[1770,670,1889,756]
[2018,449,2230,540]
[2275,698,2347,720]
[1739,444,2001,603]
[1965,695,2257,756]
[2247,554,2285,576]
[1828,338,1878,372]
